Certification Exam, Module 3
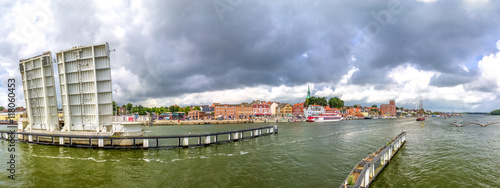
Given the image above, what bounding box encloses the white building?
[270,102,279,115]
[57,43,113,132]
[19,52,59,131]
[304,105,325,117]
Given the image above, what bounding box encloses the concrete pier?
[0,125,278,149]
[340,129,406,188]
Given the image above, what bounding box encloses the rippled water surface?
[1,116,499,187]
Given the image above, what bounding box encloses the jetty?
[340,129,406,188]
[0,125,277,149]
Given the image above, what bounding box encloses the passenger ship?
[306,113,343,122]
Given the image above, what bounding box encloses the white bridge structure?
[19,52,59,131]
[56,43,113,132]
[18,43,145,139]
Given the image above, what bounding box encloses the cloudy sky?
[1,0,500,112]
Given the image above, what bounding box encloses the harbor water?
[1,116,499,187]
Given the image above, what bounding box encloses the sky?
[1,0,500,112]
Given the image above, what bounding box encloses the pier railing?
[0,125,278,149]
[340,129,406,188]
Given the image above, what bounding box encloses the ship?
[306,113,343,122]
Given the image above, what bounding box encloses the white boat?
[306,113,343,122]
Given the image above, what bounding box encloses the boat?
[306,113,343,122]
[416,117,425,121]
[364,116,373,119]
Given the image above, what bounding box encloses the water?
[1,116,499,187]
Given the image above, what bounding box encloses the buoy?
[421,123,424,126]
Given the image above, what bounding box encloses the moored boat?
[306,113,343,122]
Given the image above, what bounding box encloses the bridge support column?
[59,137,64,145]
[143,139,149,148]
[205,136,211,144]
[364,169,370,187]
[28,135,33,142]
[98,139,104,147]
[233,132,239,140]
[274,125,278,133]
[183,138,189,147]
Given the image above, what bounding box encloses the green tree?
[353,105,358,108]
[0,106,4,111]
[372,105,377,108]
[193,106,201,111]
[490,109,500,115]
[126,103,133,113]
[174,106,180,112]
[169,105,176,112]
[183,106,191,113]
[113,101,117,115]
[328,97,344,109]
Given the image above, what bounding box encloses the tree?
[183,106,191,113]
[353,105,358,108]
[113,101,117,115]
[193,106,201,111]
[0,106,4,111]
[328,97,345,109]
[371,105,377,108]
[126,103,133,114]
[490,109,500,115]
[169,105,176,112]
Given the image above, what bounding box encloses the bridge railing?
[341,130,406,188]
[0,125,278,149]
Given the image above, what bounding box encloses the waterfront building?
[188,110,205,120]
[238,103,253,118]
[380,100,396,116]
[270,102,280,115]
[292,103,304,116]
[0,108,27,122]
[214,103,253,119]
[276,103,292,117]
[57,43,113,132]
[19,52,59,131]
[304,105,325,117]
[253,104,271,116]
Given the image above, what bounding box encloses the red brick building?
[214,103,253,119]
[292,103,304,116]
[380,100,396,116]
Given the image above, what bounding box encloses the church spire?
[306,84,311,99]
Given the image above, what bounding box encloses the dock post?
[250,131,253,137]
[59,137,64,145]
[98,139,104,148]
[274,125,278,133]
[233,132,239,140]
[183,137,189,147]
[259,129,262,135]
[240,132,243,139]
[143,139,149,148]
[205,136,211,145]
[364,170,370,187]
[28,135,33,142]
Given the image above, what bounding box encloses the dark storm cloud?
[41,0,500,103]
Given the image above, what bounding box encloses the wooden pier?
[0,125,278,149]
[340,129,406,188]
